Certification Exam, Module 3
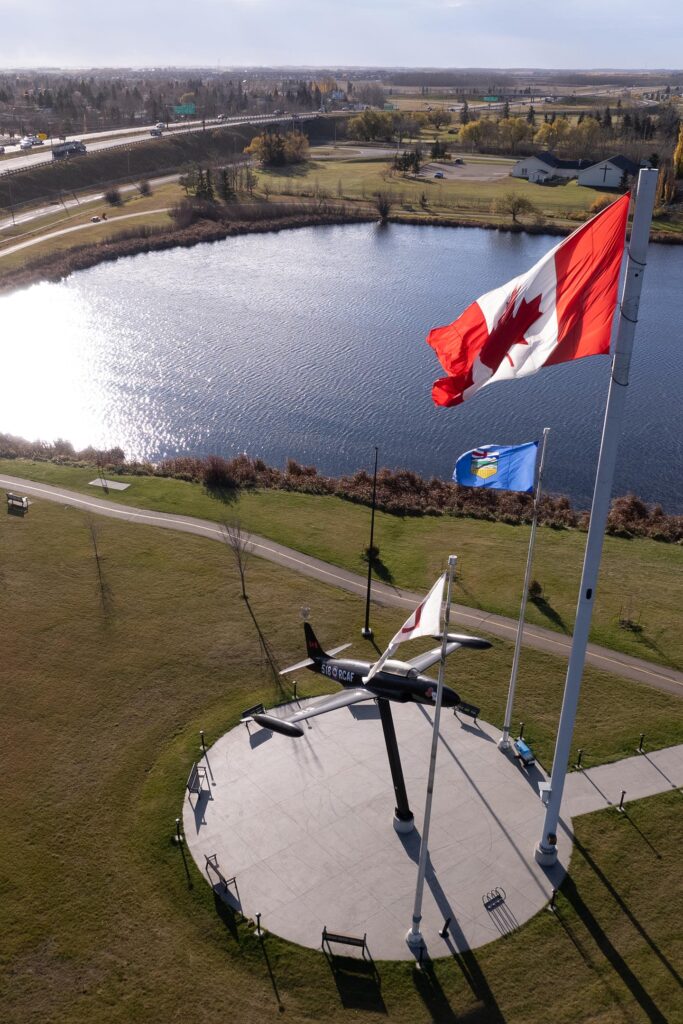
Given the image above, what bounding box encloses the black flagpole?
[362,446,378,639]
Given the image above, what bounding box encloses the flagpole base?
[406,928,424,949]
[498,736,512,751]
[534,841,559,866]
[361,627,374,639]
[393,813,415,834]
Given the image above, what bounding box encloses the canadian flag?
[427,193,630,407]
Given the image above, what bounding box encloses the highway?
[0,112,311,176]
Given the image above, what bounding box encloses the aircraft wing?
[252,687,371,737]
[408,634,492,673]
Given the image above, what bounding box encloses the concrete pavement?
[182,699,682,960]
[1,471,681,697]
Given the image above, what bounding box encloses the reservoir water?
[1,222,681,510]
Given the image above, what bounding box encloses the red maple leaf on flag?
[479,287,544,372]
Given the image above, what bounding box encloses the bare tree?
[374,191,393,222]
[88,517,112,615]
[223,519,284,690]
[223,520,252,599]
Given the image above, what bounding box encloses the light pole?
[362,446,378,639]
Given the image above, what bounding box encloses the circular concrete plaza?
[183,697,568,960]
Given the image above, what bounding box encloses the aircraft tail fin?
[304,622,328,661]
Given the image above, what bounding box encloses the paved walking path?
[2,472,682,696]
[0,207,171,258]
[182,700,682,960]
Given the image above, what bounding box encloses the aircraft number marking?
[322,663,356,683]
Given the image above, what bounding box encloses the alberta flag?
[454,442,538,493]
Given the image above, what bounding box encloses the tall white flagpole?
[499,427,550,751]
[406,554,457,950]
[535,167,659,866]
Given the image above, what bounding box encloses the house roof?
[601,154,641,175]
[533,151,592,170]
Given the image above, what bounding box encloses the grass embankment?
[2,458,682,673]
[1,500,681,1024]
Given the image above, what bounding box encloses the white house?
[578,155,642,188]
[512,152,593,183]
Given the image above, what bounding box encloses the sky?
[1,0,680,70]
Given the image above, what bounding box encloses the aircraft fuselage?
[310,655,460,708]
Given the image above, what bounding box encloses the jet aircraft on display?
[251,623,491,737]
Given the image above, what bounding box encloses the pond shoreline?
[1,201,680,296]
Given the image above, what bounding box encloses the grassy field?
[255,153,683,238]
[2,458,681,673]
[1,498,681,1024]
[258,154,606,224]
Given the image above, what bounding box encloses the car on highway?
[155,122,166,129]
[0,146,4,154]
[150,128,163,137]
[434,171,444,178]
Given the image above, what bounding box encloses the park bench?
[482,887,506,912]
[241,702,265,730]
[186,761,209,796]
[6,492,29,512]
[455,701,480,724]
[205,853,238,899]
[322,926,370,959]
[513,737,536,767]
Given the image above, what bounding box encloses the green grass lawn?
[263,155,607,223]
[2,458,681,672]
[1,499,681,1024]
[262,153,682,237]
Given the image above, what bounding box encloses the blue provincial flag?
[454,442,539,493]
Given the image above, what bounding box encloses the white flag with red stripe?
[364,572,446,682]
[427,193,630,407]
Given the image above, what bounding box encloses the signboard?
[37,132,48,140]
[483,96,500,102]
[173,103,196,116]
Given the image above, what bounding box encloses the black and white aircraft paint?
[251,623,491,737]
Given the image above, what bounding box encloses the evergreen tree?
[526,105,536,125]
[460,99,470,125]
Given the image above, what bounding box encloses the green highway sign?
[173,103,196,116]
[483,96,500,102]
